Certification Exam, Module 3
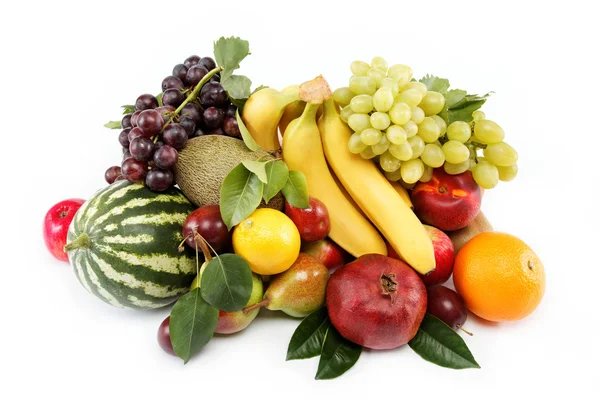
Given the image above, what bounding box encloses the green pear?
[244,253,329,318]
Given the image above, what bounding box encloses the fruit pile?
[44,37,545,380]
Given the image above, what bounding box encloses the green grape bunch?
[333,57,519,190]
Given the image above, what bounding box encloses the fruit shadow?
[469,312,500,327]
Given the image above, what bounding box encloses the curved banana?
[390,181,413,209]
[278,85,305,135]
[282,101,387,258]
[319,98,435,274]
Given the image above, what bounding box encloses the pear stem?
[457,324,473,336]
[193,231,212,263]
[242,298,269,314]
[64,233,90,252]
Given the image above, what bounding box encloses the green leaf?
[104,120,121,129]
[121,104,135,115]
[236,109,261,152]
[263,160,289,203]
[408,313,480,369]
[169,289,219,364]
[200,254,253,312]
[213,36,250,81]
[315,326,362,380]
[281,170,309,209]
[222,75,252,108]
[447,93,491,124]
[419,74,450,94]
[242,160,268,184]
[445,89,467,108]
[219,163,264,230]
[287,308,331,361]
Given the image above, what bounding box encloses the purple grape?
[119,129,132,148]
[192,127,206,138]
[121,158,148,183]
[146,168,174,192]
[137,109,164,137]
[209,74,221,83]
[181,103,203,124]
[131,110,142,127]
[162,76,184,92]
[186,65,209,87]
[122,114,133,129]
[225,105,237,118]
[162,123,188,149]
[179,116,196,136]
[130,137,156,162]
[115,175,127,181]
[200,82,227,107]
[122,150,132,161]
[199,57,216,71]
[156,105,176,123]
[223,117,241,138]
[184,55,201,68]
[135,94,159,111]
[154,141,165,150]
[105,166,122,184]
[128,127,144,142]
[162,88,185,108]
[172,64,188,82]
[207,127,225,136]
[203,107,224,129]
[154,145,179,169]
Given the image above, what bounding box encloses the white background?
[2,0,599,398]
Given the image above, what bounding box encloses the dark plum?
[426,286,471,334]
[157,316,176,356]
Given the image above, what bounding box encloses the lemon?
[233,208,301,275]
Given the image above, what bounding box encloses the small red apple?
[301,239,350,272]
[411,169,481,231]
[43,198,86,262]
[285,197,331,242]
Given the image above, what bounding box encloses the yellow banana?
[390,181,413,209]
[278,85,305,135]
[319,98,435,274]
[282,81,386,258]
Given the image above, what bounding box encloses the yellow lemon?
[233,208,301,275]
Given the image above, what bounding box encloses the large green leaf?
[408,313,480,369]
[200,254,253,312]
[287,308,331,361]
[281,170,309,209]
[263,160,289,203]
[241,160,268,184]
[213,36,250,81]
[219,163,264,230]
[315,326,362,380]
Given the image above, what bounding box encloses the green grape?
[497,164,519,182]
[349,76,377,95]
[472,161,499,189]
[333,87,355,107]
[367,68,386,86]
[389,142,413,161]
[420,165,433,182]
[447,121,471,143]
[350,60,370,76]
[372,135,389,155]
[408,135,425,159]
[379,151,400,172]
[442,140,470,164]
[347,113,371,132]
[400,180,416,190]
[340,105,354,123]
[483,142,518,166]
[385,168,403,182]
[468,158,477,170]
[371,56,388,72]
[420,91,446,116]
[360,128,382,146]
[386,125,407,145]
[443,159,470,175]
[348,132,367,154]
[417,117,441,143]
[387,64,413,88]
[395,88,423,108]
[404,81,428,97]
[402,121,418,137]
[474,120,505,144]
[472,110,486,122]
[389,102,412,125]
[401,159,425,184]
[360,147,376,159]
[350,94,374,113]
[370,112,391,130]
[431,115,447,135]
[420,144,445,168]
[380,78,399,96]
[410,107,425,124]
[373,87,395,112]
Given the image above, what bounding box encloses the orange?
[232,208,301,275]
[453,232,545,322]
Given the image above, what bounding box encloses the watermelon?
[65,181,197,309]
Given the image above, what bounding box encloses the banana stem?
[299,75,332,104]
[300,103,320,123]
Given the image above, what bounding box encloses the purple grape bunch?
[105,54,243,191]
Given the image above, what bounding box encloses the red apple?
[388,225,455,286]
[411,169,481,231]
[43,198,86,262]
[182,205,231,254]
[301,239,350,272]
[285,197,331,242]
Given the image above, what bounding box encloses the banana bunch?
[242,76,435,275]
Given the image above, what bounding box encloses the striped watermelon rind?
[66,180,197,310]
